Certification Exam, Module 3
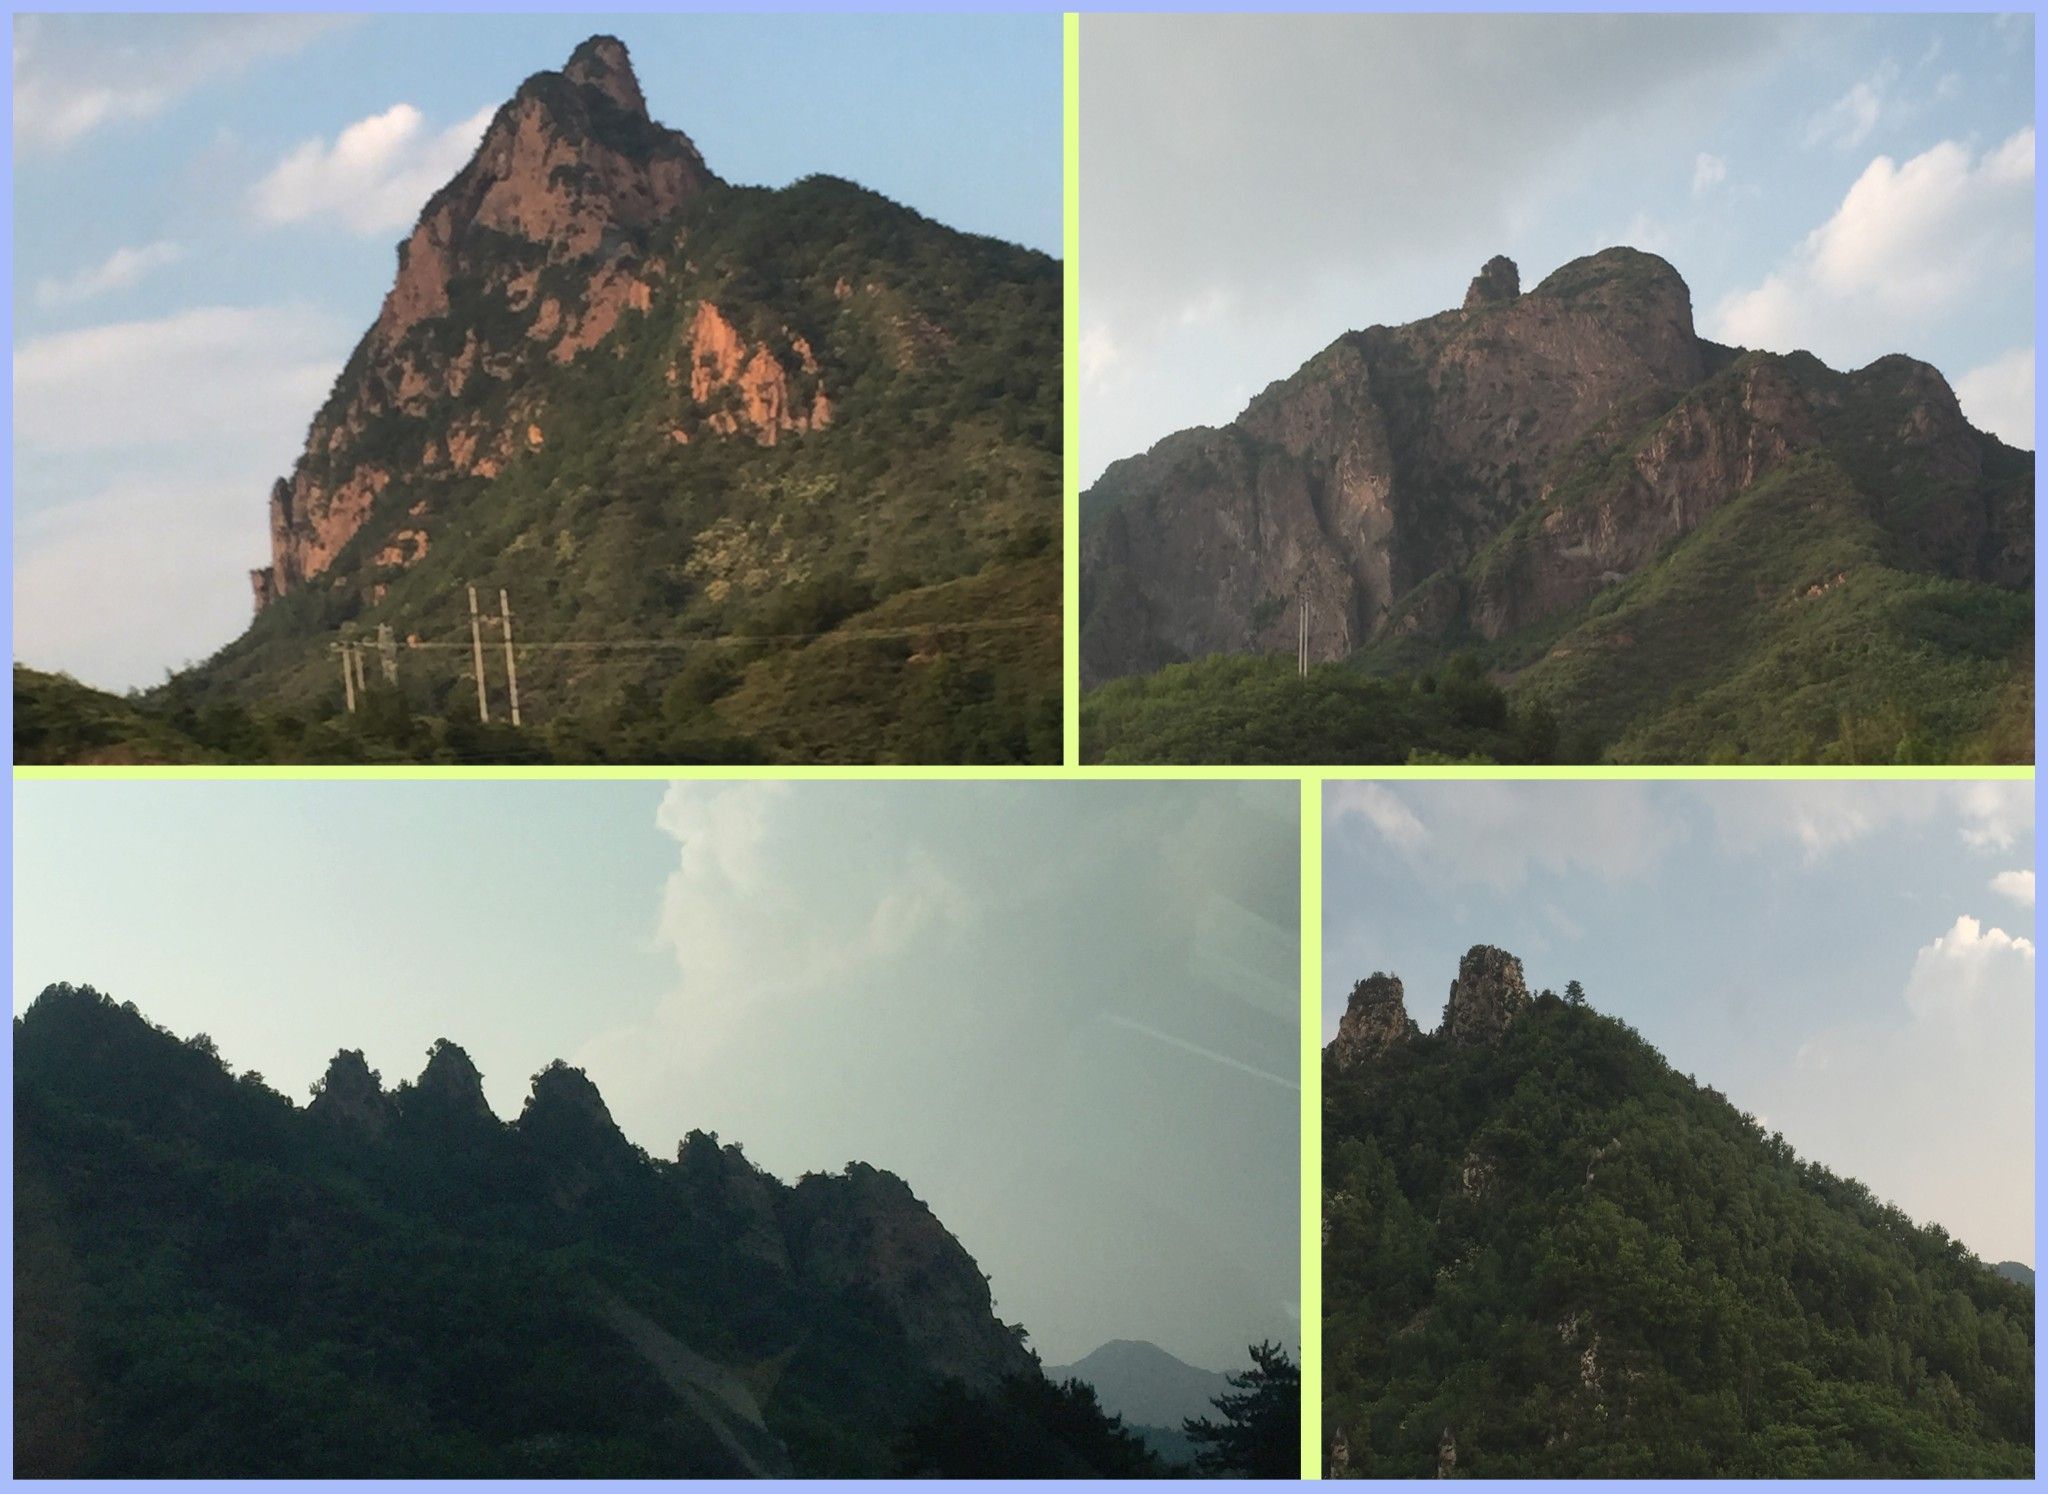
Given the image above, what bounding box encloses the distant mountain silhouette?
[1995,1261,2035,1289]
[1048,1338,1230,1429]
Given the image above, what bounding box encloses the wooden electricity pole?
[499,588,522,727]
[467,584,491,723]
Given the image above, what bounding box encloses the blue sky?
[13,779,1298,1373]
[1322,781,2037,1268]
[1081,13,2035,483]
[11,14,1062,690]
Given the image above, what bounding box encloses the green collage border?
[9,14,2037,1481]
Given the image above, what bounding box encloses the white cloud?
[1707,782,2033,863]
[34,240,185,309]
[1765,911,2034,1262]
[1902,913,2035,1027]
[1953,347,2035,448]
[1956,781,2033,853]
[1327,782,1673,891]
[1326,783,1428,852]
[1990,869,2035,908]
[13,304,348,454]
[1711,129,2034,370]
[1691,152,1727,196]
[11,304,349,689]
[13,14,348,151]
[251,102,495,235]
[1802,73,1889,151]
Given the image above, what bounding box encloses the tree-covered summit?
[1323,949,2034,1477]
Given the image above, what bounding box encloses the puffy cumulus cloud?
[251,102,495,235]
[575,782,1301,1369]
[13,14,348,151]
[1758,911,2035,1263]
[1903,913,2036,1026]
[34,240,185,309]
[1326,782,1674,891]
[1990,870,2035,908]
[11,304,347,689]
[1953,347,2035,448]
[1706,781,2034,863]
[1711,129,2033,371]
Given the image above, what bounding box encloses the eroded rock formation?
[1442,944,1531,1046]
[1329,972,1417,1068]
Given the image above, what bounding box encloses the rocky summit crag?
[14,983,1081,1477]
[1080,248,2032,764]
[142,35,1060,765]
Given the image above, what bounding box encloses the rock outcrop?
[1078,245,2031,689]
[406,1038,497,1124]
[308,1049,393,1135]
[1441,944,1531,1046]
[250,35,719,612]
[1463,254,1520,310]
[1328,972,1417,1068]
[788,1162,1037,1392]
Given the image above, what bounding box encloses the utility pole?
[338,643,357,714]
[499,588,522,727]
[351,644,368,701]
[467,584,491,723]
[1298,585,1308,679]
[376,623,398,685]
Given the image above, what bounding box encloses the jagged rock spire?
[1442,944,1531,1046]
[518,1059,627,1146]
[1329,972,1417,1069]
[562,35,647,116]
[1462,254,1520,310]
[411,1038,494,1120]
[308,1048,392,1135]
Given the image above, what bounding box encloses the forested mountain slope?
[15,984,1152,1477]
[1322,948,2034,1476]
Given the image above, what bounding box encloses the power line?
[329,586,1058,724]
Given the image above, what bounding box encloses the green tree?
[1185,1341,1300,1477]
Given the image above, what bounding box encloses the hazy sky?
[1322,781,2037,1268]
[11,14,1062,692]
[1080,13,2035,484]
[13,779,1298,1372]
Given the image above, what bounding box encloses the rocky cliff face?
[1441,945,1530,1046]
[1328,972,1417,1069]
[249,35,797,611]
[1079,247,2030,688]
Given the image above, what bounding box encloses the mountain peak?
[411,1038,494,1120]
[561,34,646,116]
[1442,944,1530,1046]
[1330,972,1417,1068]
[518,1059,628,1147]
